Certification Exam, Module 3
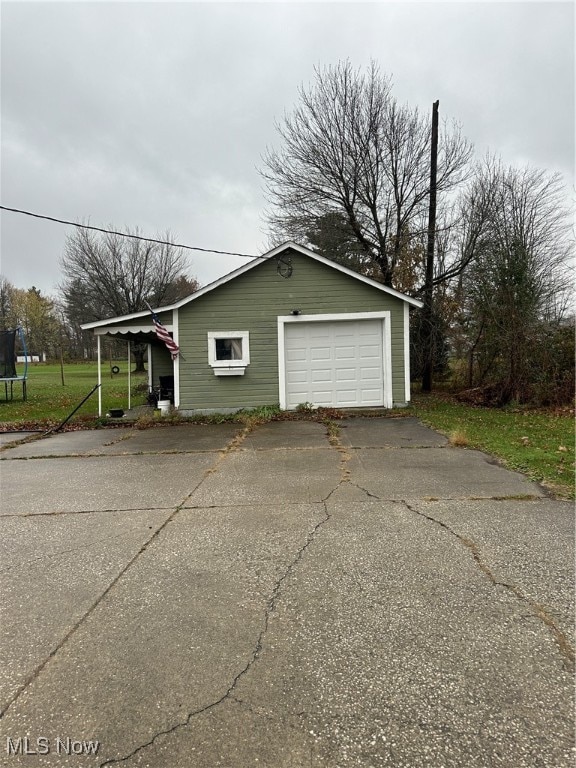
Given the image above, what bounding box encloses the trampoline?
[0,327,28,401]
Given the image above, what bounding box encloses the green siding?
[150,344,173,387]
[177,250,408,410]
[103,311,172,333]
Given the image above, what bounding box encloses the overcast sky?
[1,0,574,299]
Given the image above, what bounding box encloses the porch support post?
[147,343,153,393]
[97,334,102,416]
[127,340,131,411]
[172,308,180,408]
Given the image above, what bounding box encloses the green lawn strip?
[410,395,574,499]
[0,363,148,426]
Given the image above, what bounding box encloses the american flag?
[146,303,179,360]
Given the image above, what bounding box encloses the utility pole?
[422,99,439,393]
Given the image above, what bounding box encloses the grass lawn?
[410,393,575,499]
[0,362,149,427]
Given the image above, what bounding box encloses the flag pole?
[145,301,180,361]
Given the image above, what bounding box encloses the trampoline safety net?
[0,329,18,378]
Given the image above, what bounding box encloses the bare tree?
[261,61,473,289]
[61,227,192,317]
[454,159,573,403]
[60,227,197,370]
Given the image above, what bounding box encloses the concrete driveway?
[0,417,573,767]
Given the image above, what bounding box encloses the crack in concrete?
[402,500,575,673]
[9,420,563,763]
[97,421,339,765]
[320,424,353,503]
[201,424,252,476]
[1,449,223,461]
[181,502,327,510]
[418,495,544,502]
[349,482,381,499]
[0,429,133,455]
[99,500,333,767]
[0,524,162,574]
[0,427,246,720]
[237,446,332,453]
[347,444,449,450]
[0,500,189,719]
[0,432,48,453]
[0,506,175,519]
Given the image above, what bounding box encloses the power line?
[0,205,264,259]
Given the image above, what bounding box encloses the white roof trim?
[273,242,424,307]
[168,241,422,309]
[81,309,170,330]
[81,241,422,330]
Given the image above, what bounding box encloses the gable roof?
[81,241,422,330]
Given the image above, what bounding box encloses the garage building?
[82,242,423,414]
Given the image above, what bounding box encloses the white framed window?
[207,331,250,375]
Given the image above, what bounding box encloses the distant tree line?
[1,228,199,369]
[0,280,61,359]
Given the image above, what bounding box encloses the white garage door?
[284,319,385,409]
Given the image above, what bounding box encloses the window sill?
[213,366,247,376]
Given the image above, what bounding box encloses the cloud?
[1,1,573,296]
